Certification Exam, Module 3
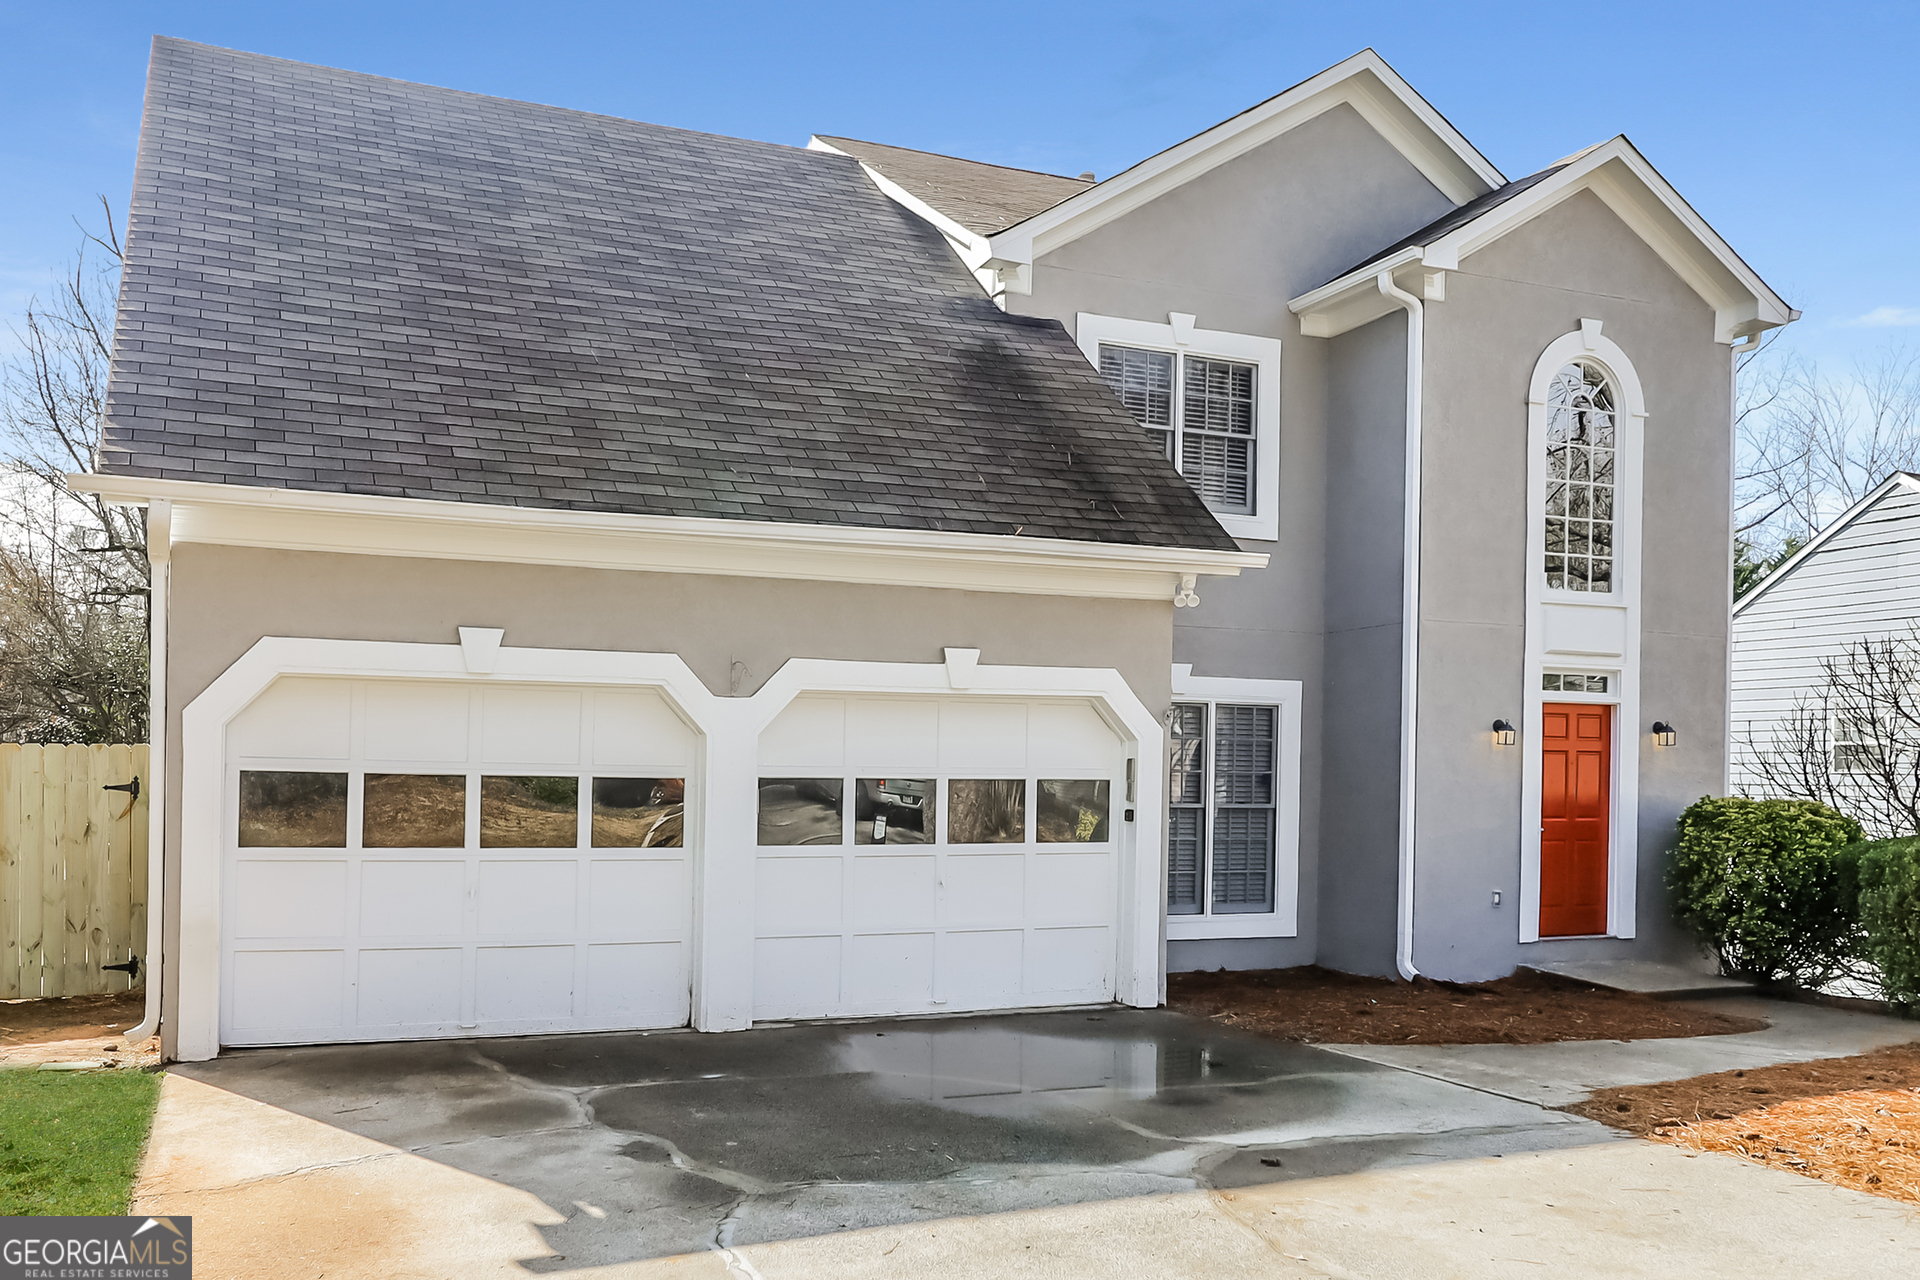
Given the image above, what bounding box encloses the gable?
[1734,475,1920,619]
[1461,188,1712,320]
[1033,102,1457,311]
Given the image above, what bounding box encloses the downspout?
[1377,271,1424,981]
[125,499,170,1046]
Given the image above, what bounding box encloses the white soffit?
[985,50,1503,272]
[70,474,1266,602]
[1731,471,1920,616]
[1290,137,1798,345]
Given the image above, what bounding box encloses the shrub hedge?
[1668,796,1865,986]
[1855,836,1920,1003]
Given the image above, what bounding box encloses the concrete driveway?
[136,1006,1920,1277]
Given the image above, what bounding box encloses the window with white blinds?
[1167,701,1277,917]
[1100,344,1257,517]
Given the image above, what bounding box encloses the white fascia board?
[986,51,1502,279]
[70,474,1266,602]
[1732,472,1920,617]
[1291,139,1797,344]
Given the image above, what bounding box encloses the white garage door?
[222,677,696,1046]
[753,695,1126,1021]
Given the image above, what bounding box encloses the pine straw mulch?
[1166,965,1767,1045]
[1569,1041,1920,1204]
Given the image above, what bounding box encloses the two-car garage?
[206,647,1151,1052]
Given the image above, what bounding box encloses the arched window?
[1543,361,1617,593]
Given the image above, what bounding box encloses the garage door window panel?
[238,770,349,848]
[947,779,1026,844]
[480,775,580,848]
[363,773,467,848]
[1037,779,1110,843]
[856,778,934,845]
[591,777,685,848]
[758,778,845,845]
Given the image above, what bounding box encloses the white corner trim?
[1731,472,1920,616]
[987,51,1501,280]
[457,627,504,674]
[1518,330,1647,945]
[1290,138,1796,344]
[173,638,1170,1059]
[1165,667,1303,941]
[1073,313,1282,543]
[70,474,1265,604]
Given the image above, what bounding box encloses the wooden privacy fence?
[0,744,149,999]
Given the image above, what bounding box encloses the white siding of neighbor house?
[1730,478,1920,790]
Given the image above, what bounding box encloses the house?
[79,39,1793,1061]
[1730,473,1920,798]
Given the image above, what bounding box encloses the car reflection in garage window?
[855,778,934,844]
[481,775,579,848]
[947,779,1025,844]
[363,773,467,848]
[1038,780,1110,843]
[238,770,349,847]
[591,777,685,848]
[758,778,844,845]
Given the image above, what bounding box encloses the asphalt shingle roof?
[100,39,1237,552]
[1327,162,1570,283]
[810,136,1093,236]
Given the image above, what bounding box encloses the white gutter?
[125,498,170,1046]
[1376,271,1425,982]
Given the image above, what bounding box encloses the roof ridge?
[151,35,835,162]
[812,134,1093,184]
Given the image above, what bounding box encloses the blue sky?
[3,1,1917,366]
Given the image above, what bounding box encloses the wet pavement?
[173,1007,1606,1270]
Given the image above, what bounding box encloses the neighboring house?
[1730,473,1920,794]
[78,39,1792,1062]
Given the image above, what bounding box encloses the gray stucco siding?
[1006,104,1453,971]
[1413,188,1732,980]
[154,544,1176,1055]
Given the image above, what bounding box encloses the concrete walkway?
[131,1001,1920,1278]
[1324,995,1920,1107]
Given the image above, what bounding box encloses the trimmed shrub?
[1667,796,1864,985]
[1856,836,1920,1003]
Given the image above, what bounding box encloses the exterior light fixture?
[1652,721,1677,747]
[1492,719,1516,746]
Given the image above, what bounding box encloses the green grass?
[0,1069,161,1215]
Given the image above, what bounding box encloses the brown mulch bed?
[1568,1043,1920,1204]
[1568,1041,1920,1135]
[0,991,147,1047]
[1167,965,1767,1045]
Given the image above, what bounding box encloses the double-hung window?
[1076,314,1282,542]
[1165,670,1302,937]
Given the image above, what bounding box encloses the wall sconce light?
[1492,719,1517,746]
[1652,721,1678,747]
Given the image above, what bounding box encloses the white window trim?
[1519,322,1646,944]
[1075,313,1282,543]
[1165,665,1301,940]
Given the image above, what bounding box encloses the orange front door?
[1540,702,1611,937]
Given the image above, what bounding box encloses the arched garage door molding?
[177,640,1161,1060]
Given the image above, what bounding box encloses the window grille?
[1099,344,1256,516]
[1543,672,1610,693]
[1098,345,1174,460]
[1167,701,1276,916]
[1831,714,1879,773]
[1168,704,1206,914]
[1544,362,1616,593]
